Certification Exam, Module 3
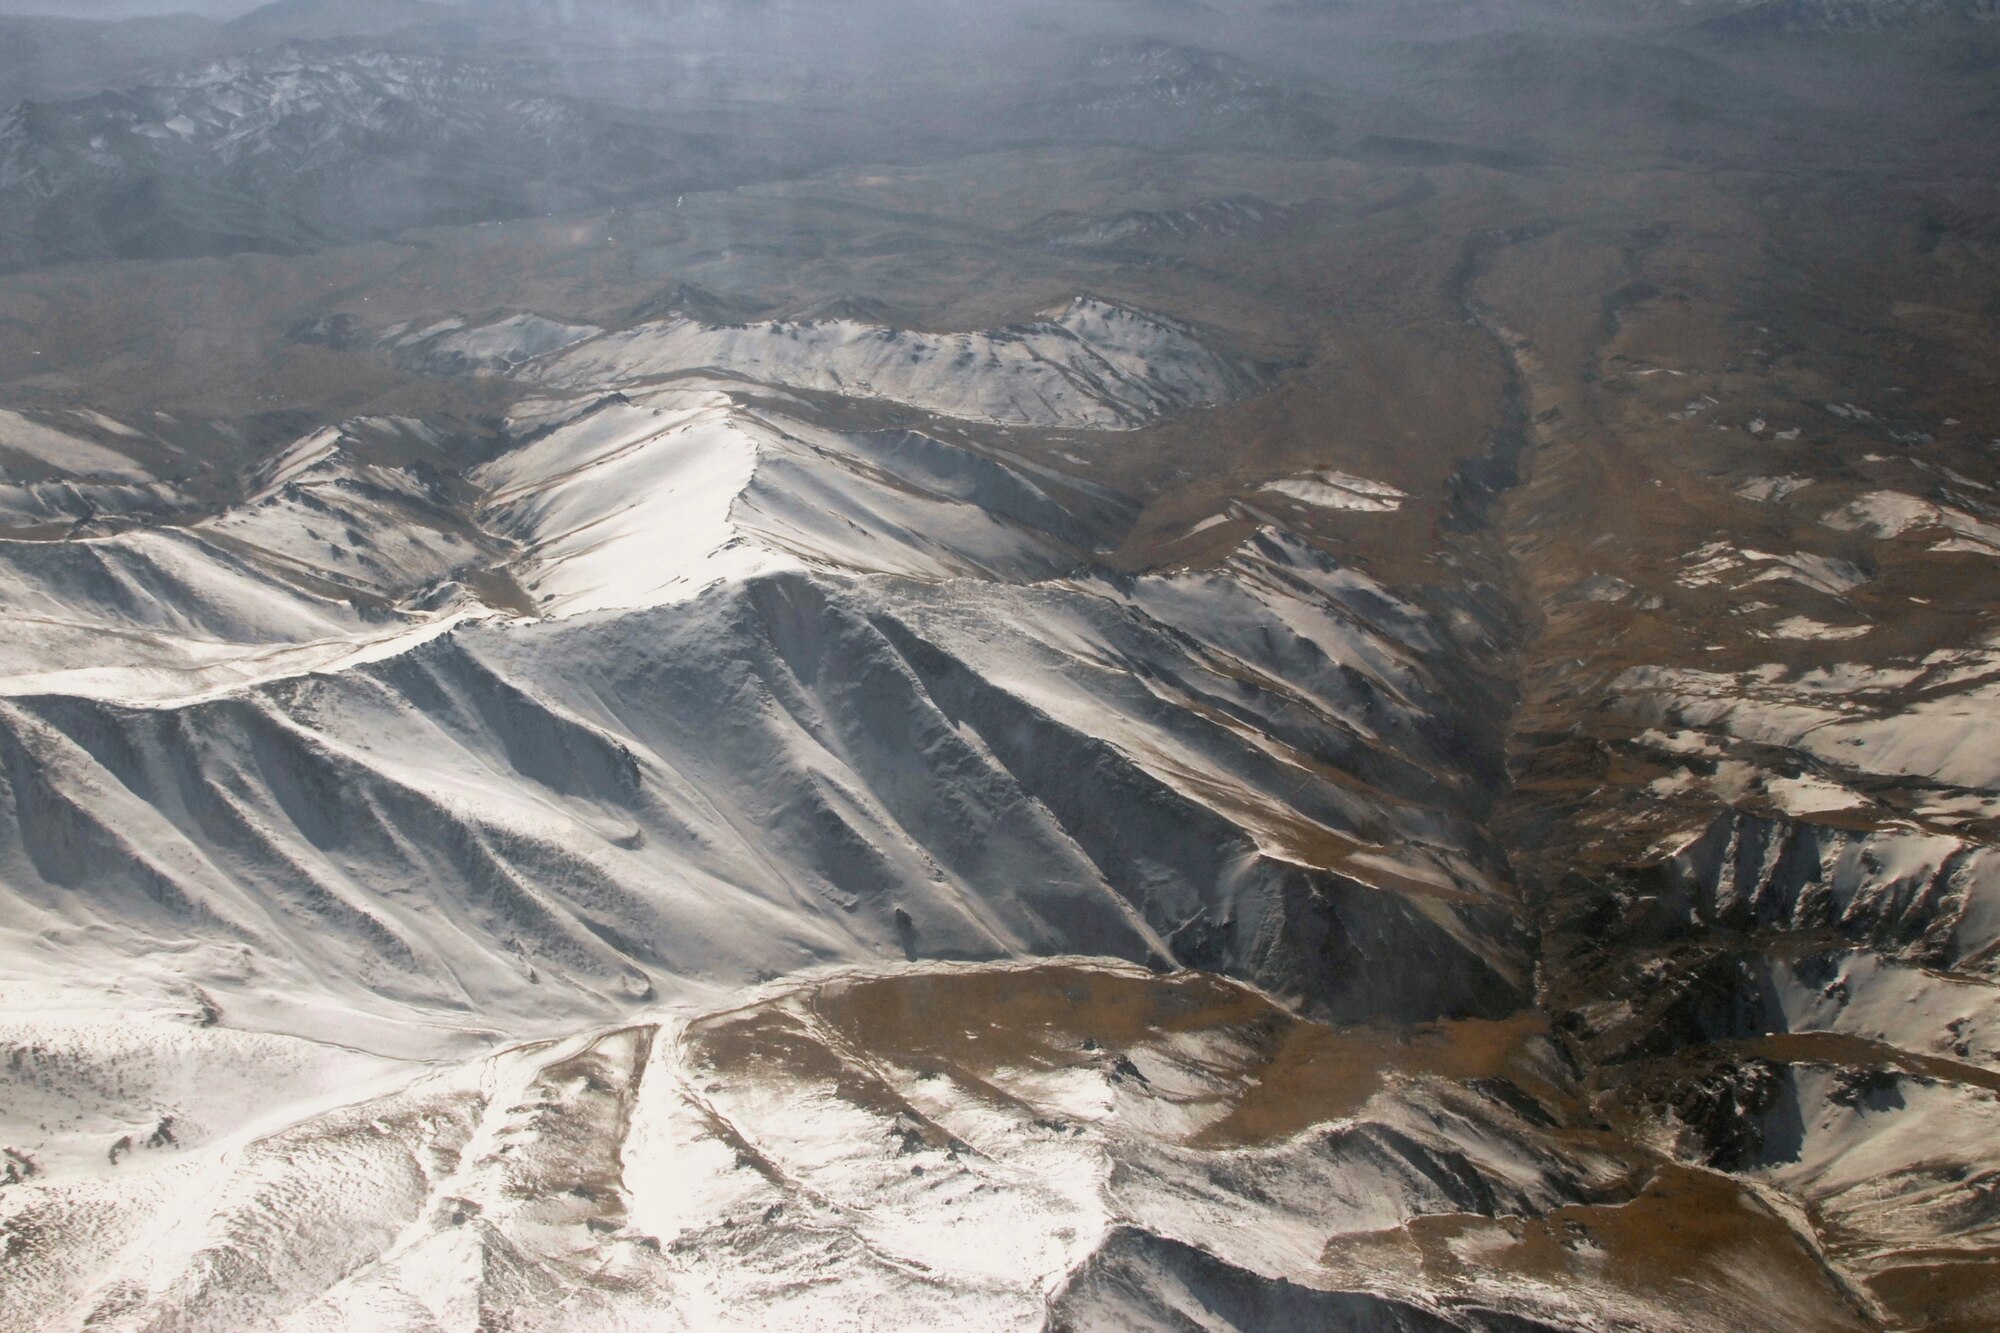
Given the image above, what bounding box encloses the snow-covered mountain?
[1,961,1873,1331]
[0,288,1582,1327]
[0,295,1521,1047]
[3,244,1992,1324]
[534,298,1268,430]
[1,5,1998,1328]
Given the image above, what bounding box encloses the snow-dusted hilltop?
[0,296,1262,700]
[536,297,1266,430]
[1,232,1993,1326]
[0,415,499,703]
[477,389,1099,615]
[0,509,1524,1044]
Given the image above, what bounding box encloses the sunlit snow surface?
[0,299,1255,702]
[0,418,503,704]
[537,298,1263,429]
[1262,470,1408,511]
[0,285,1947,1330]
[0,409,153,482]
[0,962,1870,1332]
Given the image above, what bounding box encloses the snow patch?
[1262,471,1407,512]
[1823,490,2000,552]
[1736,475,1814,504]
[0,408,149,481]
[1757,616,1870,642]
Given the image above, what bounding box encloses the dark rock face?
[1046,1227,1571,1333]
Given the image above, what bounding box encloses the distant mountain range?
[0,46,700,268]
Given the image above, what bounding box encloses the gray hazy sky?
[0,0,265,16]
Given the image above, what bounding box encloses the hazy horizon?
[0,0,300,18]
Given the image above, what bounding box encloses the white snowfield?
[1677,540,1868,597]
[0,961,1856,1333]
[385,313,603,376]
[0,523,1525,1052]
[1652,809,2000,978]
[0,408,203,529]
[1621,646,2000,793]
[476,388,1092,617]
[1618,637,2000,1162]
[0,294,1260,700]
[1623,649,2000,998]
[0,421,507,704]
[0,345,1228,705]
[1822,488,2000,554]
[1756,615,1870,641]
[1766,951,2000,1071]
[536,297,1264,429]
[1735,474,1814,504]
[1760,1063,2000,1309]
[0,408,152,483]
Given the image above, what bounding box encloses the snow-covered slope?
[0,961,1870,1332]
[537,298,1264,430]
[383,314,604,378]
[0,406,212,531]
[0,290,1252,701]
[0,419,508,703]
[476,388,1097,616]
[1621,640,2000,799]
[0,256,1580,1332]
[4,9,1999,1328]
[0,282,1521,1125]
[0,529,1525,1054]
